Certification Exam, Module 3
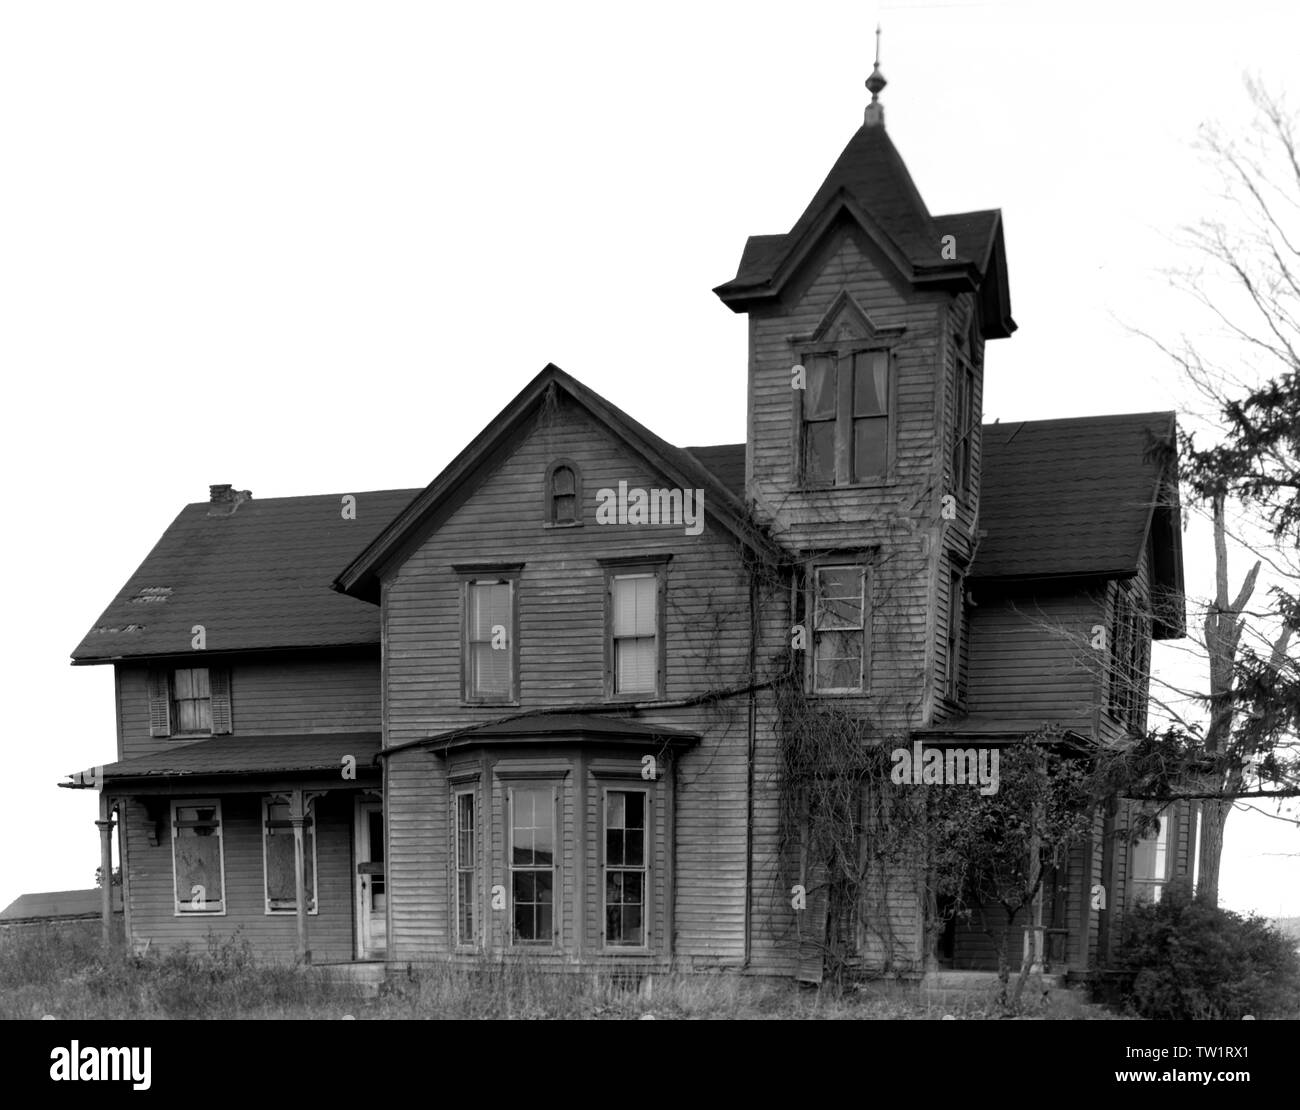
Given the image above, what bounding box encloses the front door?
[354,799,386,959]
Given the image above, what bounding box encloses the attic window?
[546,461,581,526]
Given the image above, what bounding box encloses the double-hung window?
[262,797,316,914]
[509,785,555,945]
[461,569,520,703]
[603,560,667,698]
[604,788,648,947]
[172,800,225,914]
[811,564,868,693]
[454,789,477,946]
[800,348,891,485]
[1131,814,1171,905]
[172,668,211,733]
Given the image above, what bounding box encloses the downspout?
[743,564,758,969]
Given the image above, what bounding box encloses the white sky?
[2,0,1297,918]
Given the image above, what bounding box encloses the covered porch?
[63,732,386,965]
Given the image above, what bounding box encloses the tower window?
[800,348,891,486]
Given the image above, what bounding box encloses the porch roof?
[912,715,1094,746]
[64,732,382,787]
[412,712,701,756]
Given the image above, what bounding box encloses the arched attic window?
[546,461,581,526]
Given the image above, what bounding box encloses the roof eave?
[336,366,783,597]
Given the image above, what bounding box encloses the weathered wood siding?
[739,229,998,973]
[965,587,1107,728]
[116,790,355,961]
[382,397,766,966]
[746,227,950,742]
[115,654,381,760]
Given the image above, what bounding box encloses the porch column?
[116,800,133,954]
[96,792,114,951]
[290,788,310,965]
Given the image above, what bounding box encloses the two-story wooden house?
[69,67,1187,982]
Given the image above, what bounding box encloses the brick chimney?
[207,484,252,516]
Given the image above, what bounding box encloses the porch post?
[290,788,310,965]
[116,800,133,954]
[96,792,114,951]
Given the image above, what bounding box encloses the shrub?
[1114,881,1300,1019]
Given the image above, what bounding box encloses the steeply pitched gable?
[334,365,784,603]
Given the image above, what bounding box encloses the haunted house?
[70,60,1187,983]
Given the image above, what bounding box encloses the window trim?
[543,459,583,528]
[796,343,896,488]
[945,567,966,705]
[507,782,559,948]
[1130,810,1174,905]
[952,345,975,496]
[806,561,870,695]
[171,798,226,916]
[603,563,668,701]
[261,795,319,916]
[171,666,213,736]
[459,571,521,706]
[452,785,478,949]
[1107,583,1150,732]
[601,784,652,952]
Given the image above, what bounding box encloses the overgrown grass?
[1,922,1112,1019]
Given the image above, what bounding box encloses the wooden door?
[355,799,386,959]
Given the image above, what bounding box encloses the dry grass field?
[0,920,1124,1020]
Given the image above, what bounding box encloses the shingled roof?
[675,412,1183,624]
[1,888,122,922]
[72,403,1182,664]
[972,411,1184,636]
[713,121,1015,338]
[71,488,420,663]
[64,732,382,784]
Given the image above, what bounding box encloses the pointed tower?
[714,40,1015,722]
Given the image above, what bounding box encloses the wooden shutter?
[796,861,830,984]
[148,670,172,737]
[209,668,233,735]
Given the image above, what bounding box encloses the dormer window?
[800,348,892,486]
[545,461,580,526]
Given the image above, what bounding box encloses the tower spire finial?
[865,23,887,125]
